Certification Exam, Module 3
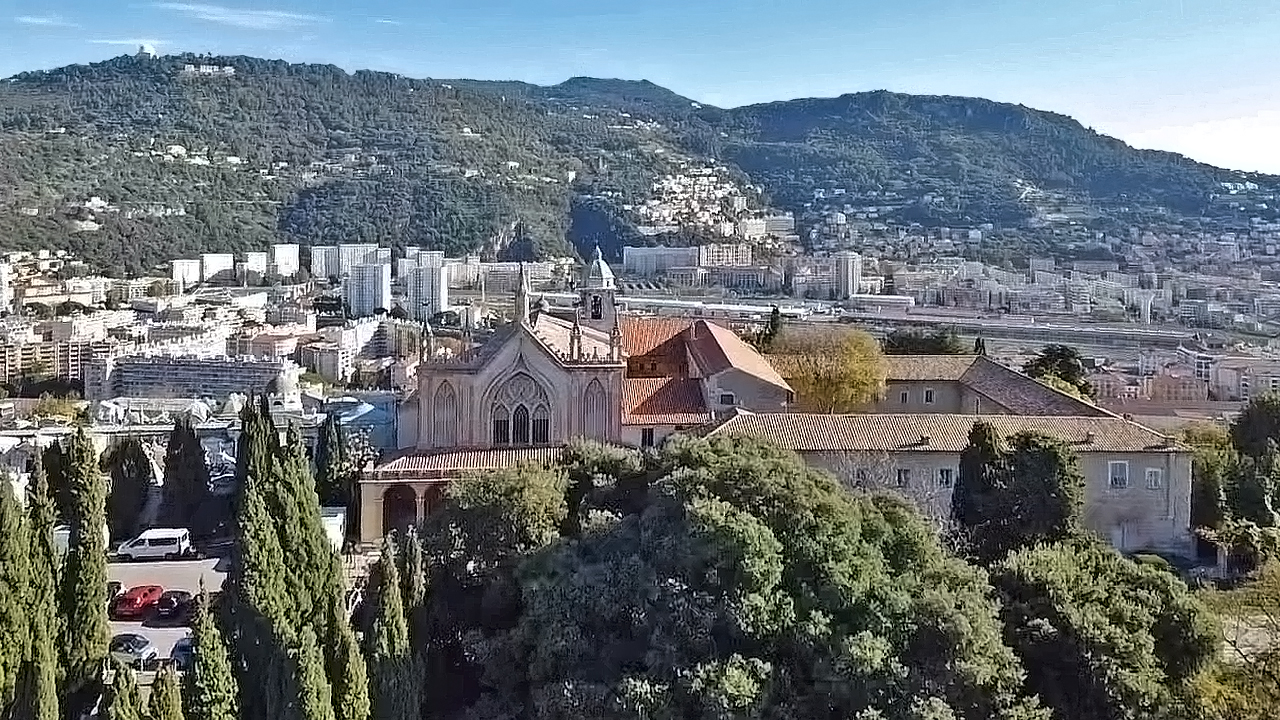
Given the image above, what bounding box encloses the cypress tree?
[325,592,370,720]
[103,661,145,720]
[398,527,427,647]
[148,664,185,720]
[292,628,337,720]
[0,474,30,710]
[368,537,419,720]
[163,417,212,534]
[952,421,1005,555]
[182,597,239,720]
[13,458,60,720]
[315,415,347,507]
[60,428,110,698]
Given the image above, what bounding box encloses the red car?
[112,585,164,620]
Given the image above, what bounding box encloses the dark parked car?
[170,636,194,671]
[112,585,164,620]
[153,590,194,624]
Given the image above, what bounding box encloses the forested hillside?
[1,53,1275,275]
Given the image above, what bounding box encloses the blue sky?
[5,0,1280,173]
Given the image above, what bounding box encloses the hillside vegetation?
[0,53,1274,274]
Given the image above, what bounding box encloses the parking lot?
[107,557,227,677]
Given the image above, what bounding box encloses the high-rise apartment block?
[310,246,340,279]
[344,263,392,318]
[171,259,202,289]
[200,253,235,281]
[405,265,449,320]
[834,251,863,300]
[270,243,300,277]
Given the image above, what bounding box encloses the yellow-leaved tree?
[767,327,886,413]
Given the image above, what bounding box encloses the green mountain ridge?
[0,52,1274,275]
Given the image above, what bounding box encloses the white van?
[116,528,193,562]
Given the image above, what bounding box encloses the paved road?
[107,558,227,669]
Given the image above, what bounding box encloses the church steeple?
[514,262,531,325]
[579,245,618,332]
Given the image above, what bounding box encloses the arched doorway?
[382,485,418,537]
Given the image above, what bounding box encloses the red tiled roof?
[369,447,563,480]
[622,377,714,426]
[619,317,696,356]
[707,412,1179,453]
[688,321,791,391]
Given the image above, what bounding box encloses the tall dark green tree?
[162,417,213,534]
[367,537,418,720]
[1023,344,1093,397]
[39,444,72,522]
[314,415,348,507]
[324,594,370,720]
[398,527,427,646]
[1231,394,1280,459]
[102,438,153,542]
[953,421,1005,540]
[59,429,111,699]
[102,661,145,720]
[292,628,337,720]
[12,458,60,720]
[148,664,186,720]
[181,596,240,720]
[0,474,30,710]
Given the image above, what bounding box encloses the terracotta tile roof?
[688,321,792,392]
[707,412,1180,454]
[529,313,615,360]
[882,355,982,381]
[619,317,697,356]
[369,447,563,480]
[622,377,714,426]
[956,357,1108,417]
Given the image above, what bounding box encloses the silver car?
[109,633,159,667]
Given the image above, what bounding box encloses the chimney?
[919,434,930,446]
[1084,432,1095,444]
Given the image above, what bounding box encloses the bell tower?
[579,245,617,332]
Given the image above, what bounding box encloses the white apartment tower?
[270,243,300,277]
[310,246,340,279]
[405,265,450,320]
[0,262,12,313]
[834,251,863,300]
[344,263,392,318]
[338,243,380,276]
[200,253,235,281]
[170,259,202,290]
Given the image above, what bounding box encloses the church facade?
[358,249,794,542]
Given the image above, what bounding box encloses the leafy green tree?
[992,540,1220,720]
[425,436,1048,719]
[398,527,427,646]
[557,437,645,535]
[1232,394,1280,459]
[1182,423,1236,534]
[883,327,966,354]
[148,664,186,720]
[40,444,72,522]
[1225,446,1280,527]
[102,438,153,542]
[59,428,111,699]
[1023,344,1093,397]
[367,537,418,720]
[954,423,1085,561]
[162,417,213,535]
[181,595,239,720]
[103,661,145,720]
[0,474,30,709]
[10,605,58,720]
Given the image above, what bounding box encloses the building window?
[854,469,868,485]
[511,405,530,444]
[924,388,935,404]
[719,393,736,406]
[590,294,603,320]
[532,405,549,444]
[1145,467,1163,489]
[1109,461,1130,489]
[938,468,954,488]
[895,468,911,487]
[899,390,909,404]
[640,428,655,447]
[492,405,510,445]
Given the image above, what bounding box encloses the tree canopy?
[768,327,887,412]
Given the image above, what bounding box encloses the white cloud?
[154,3,326,30]
[90,38,165,49]
[15,14,77,27]
[374,18,402,25]
[1123,110,1280,175]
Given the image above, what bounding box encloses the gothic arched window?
[582,379,608,439]
[492,372,549,446]
[433,382,458,447]
[512,404,530,445]
[590,294,603,320]
[532,404,550,444]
